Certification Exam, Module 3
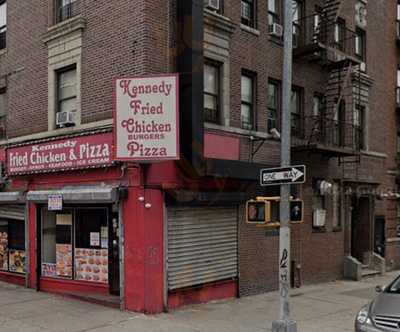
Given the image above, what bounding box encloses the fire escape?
[292,0,364,177]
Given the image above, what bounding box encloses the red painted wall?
[0,271,25,286]
[204,133,240,161]
[40,277,109,295]
[123,168,164,314]
[168,281,237,310]
[28,202,37,289]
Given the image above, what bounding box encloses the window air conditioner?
[313,209,326,228]
[205,0,220,11]
[56,110,77,127]
[269,23,284,38]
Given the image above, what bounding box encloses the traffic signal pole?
[272,0,297,331]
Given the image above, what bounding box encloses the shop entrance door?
[109,213,120,295]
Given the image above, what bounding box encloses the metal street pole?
[272,0,297,331]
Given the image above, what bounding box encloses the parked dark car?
[355,275,400,331]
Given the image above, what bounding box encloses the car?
[355,274,400,331]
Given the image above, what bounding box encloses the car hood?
[371,293,400,317]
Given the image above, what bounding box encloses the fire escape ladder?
[339,64,364,178]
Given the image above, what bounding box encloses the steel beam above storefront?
[26,186,119,203]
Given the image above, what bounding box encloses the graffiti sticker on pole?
[113,74,180,161]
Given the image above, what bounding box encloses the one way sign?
[260,165,306,186]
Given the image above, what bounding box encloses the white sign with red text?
[114,75,179,161]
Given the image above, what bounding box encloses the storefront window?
[41,207,109,284]
[0,218,26,274]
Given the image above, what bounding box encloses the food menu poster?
[75,248,108,284]
[56,244,72,278]
[9,250,25,274]
[0,231,8,271]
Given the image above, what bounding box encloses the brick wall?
[2,0,171,137]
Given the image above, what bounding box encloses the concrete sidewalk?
[0,272,398,332]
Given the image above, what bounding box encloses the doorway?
[374,217,385,257]
[351,196,372,262]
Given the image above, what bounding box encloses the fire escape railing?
[295,115,362,151]
[293,14,359,60]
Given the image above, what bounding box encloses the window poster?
[9,250,25,274]
[56,244,72,278]
[90,232,100,247]
[100,227,108,249]
[75,248,108,284]
[0,231,8,271]
[42,263,57,277]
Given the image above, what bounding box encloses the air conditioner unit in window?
[269,23,284,38]
[205,0,220,11]
[56,110,77,127]
[313,209,326,228]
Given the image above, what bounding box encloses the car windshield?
[386,276,400,294]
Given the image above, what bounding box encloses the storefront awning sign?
[6,132,113,176]
[48,194,62,211]
[114,74,180,161]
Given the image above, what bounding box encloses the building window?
[312,94,325,140]
[41,208,109,283]
[355,28,366,62]
[397,132,400,157]
[334,100,346,146]
[241,0,255,28]
[0,89,6,139]
[56,66,77,127]
[56,0,80,23]
[0,1,6,50]
[290,87,302,136]
[241,73,255,130]
[267,80,280,133]
[332,182,341,229]
[313,6,322,42]
[354,104,366,150]
[397,0,400,19]
[268,0,280,25]
[292,0,303,47]
[334,18,346,51]
[312,94,325,117]
[204,61,221,124]
[0,219,26,274]
[205,0,223,14]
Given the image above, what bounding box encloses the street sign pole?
[272,0,297,331]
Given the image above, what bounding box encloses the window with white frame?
[241,0,256,28]
[268,0,280,25]
[204,61,221,124]
[267,80,280,133]
[56,66,77,127]
[0,1,6,50]
[241,73,255,130]
[56,0,80,23]
[354,104,366,150]
[292,0,303,47]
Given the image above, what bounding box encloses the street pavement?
[0,271,398,332]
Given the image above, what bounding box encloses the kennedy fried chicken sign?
[113,74,180,161]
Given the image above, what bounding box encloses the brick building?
[0,0,397,314]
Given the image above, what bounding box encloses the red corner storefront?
[1,130,165,314]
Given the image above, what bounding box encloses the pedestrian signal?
[246,201,271,224]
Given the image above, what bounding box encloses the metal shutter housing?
[167,206,238,290]
[0,205,25,220]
